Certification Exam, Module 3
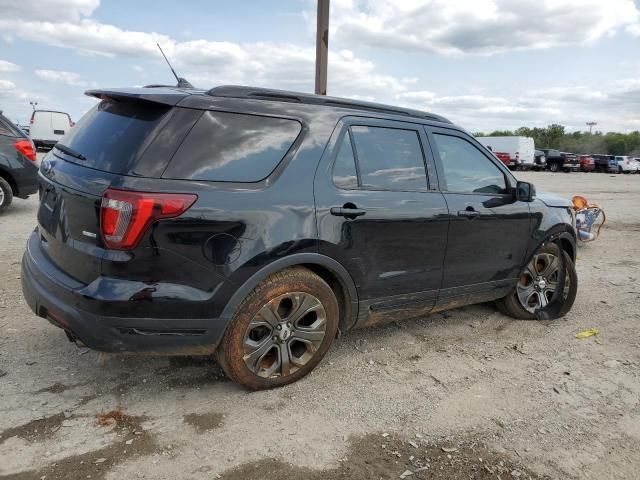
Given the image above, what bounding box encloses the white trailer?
[476,136,535,170]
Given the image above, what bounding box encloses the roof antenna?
[156,43,194,89]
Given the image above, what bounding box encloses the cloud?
[0,59,19,72]
[395,80,640,133]
[0,19,171,58]
[329,0,640,55]
[0,0,98,23]
[0,14,411,98]
[0,79,16,90]
[35,69,87,86]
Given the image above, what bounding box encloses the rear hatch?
[36,90,200,284]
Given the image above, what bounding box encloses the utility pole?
[586,121,597,134]
[315,0,330,95]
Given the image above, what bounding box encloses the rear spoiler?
[85,87,204,106]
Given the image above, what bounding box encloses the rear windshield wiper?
[54,143,87,161]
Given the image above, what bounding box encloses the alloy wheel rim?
[0,187,4,206]
[243,292,327,379]
[516,252,569,313]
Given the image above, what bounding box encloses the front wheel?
[496,242,577,320]
[217,267,339,390]
[549,162,559,172]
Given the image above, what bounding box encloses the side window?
[350,126,427,190]
[332,131,358,189]
[432,133,508,195]
[164,111,301,182]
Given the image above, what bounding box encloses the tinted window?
[0,115,24,137]
[57,101,170,173]
[164,111,301,182]
[332,131,358,189]
[350,126,427,190]
[432,134,507,195]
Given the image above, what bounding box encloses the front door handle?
[457,208,480,219]
[330,206,366,218]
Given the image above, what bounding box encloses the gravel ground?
[1,170,639,479]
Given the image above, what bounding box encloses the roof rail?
[206,85,451,124]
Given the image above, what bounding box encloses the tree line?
[474,124,640,156]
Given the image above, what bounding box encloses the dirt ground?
[1,170,639,479]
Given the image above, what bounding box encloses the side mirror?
[516,181,536,202]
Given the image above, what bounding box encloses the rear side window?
[350,126,427,191]
[163,111,301,182]
[57,101,171,173]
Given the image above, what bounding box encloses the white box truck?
[29,110,74,149]
[476,136,535,170]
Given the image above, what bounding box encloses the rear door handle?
[330,207,366,218]
[457,208,480,219]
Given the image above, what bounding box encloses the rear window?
[57,101,170,173]
[163,111,301,182]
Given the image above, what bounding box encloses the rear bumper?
[21,231,228,354]
[15,181,38,199]
[32,139,58,148]
[563,163,580,171]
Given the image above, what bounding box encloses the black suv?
[21,86,578,389]
[540,148,579,173]
[0,112,39,214]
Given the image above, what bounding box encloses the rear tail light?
[100,188,197,250]
[14,139,36,161]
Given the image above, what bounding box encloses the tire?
[217,267,339,390]
[618,166,623,174]
[496,242,577,320]
[549,162,559,172]
[0,176,14,214]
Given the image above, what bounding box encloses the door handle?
[330,206,366,218]
[457,208,480,219]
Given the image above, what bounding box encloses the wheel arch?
[220,253,359,332]
[529,225,577,265]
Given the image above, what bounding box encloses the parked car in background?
[21,85,578,390]
[533,149,546,170]
[476,136,535,170]
[614,156,639,174]
[559,152,580,172]
[578,155,595,172]
[29,110,74,149]
[540,148,563,172]
[0,111,39,214]
[484,146,511,167]
[591,154,618,173]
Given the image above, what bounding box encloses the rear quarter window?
[163,111,301,182]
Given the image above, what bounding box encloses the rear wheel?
[0,177,13,214]
[217,267,339,390]
[496,243,577,320]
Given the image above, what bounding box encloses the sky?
[0,0,639,133]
